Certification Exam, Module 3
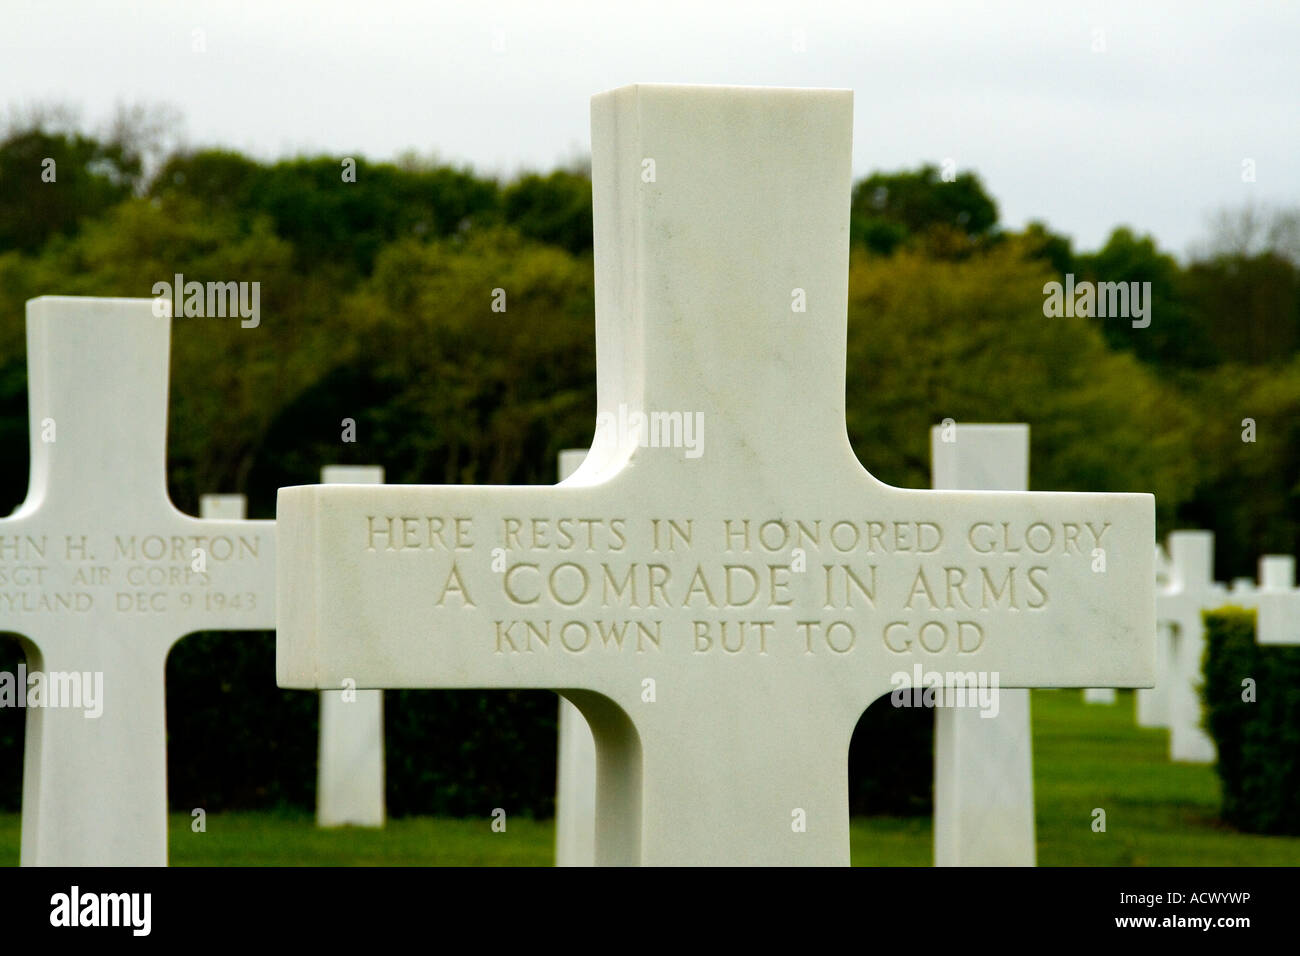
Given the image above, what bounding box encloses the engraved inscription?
[359,515,1115,659]
[0,532,266,615]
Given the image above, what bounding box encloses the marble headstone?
[931,424,1035,867]
[1225,555,1298,648]
[1137,537,1187,729]
[5,297,276,866]
[316,465,386,828]
[276,84,1156,865]
[1156,531,1225,763]
[1256,555,1300,645]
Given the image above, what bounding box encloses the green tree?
[1183,253,1300,366]
[850,164,999,257]
[250,226,596,501]
[1014,220,1075,275]
[1175,360,1300,576]
[151,152,500,277]
[1074,227,1214,369]
[501,169,593,255]
[0,129,139,253]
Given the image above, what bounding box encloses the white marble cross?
[553,449,596,866]
[6,297,276,866]
[1137,538,1184,729]
[1235,555,1298,646]
[316,465,386,828]
[931,424,1035,867]
[1155,531,1226,762]
[276,84,1156,866]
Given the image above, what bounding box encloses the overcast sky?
[5,0,1297,257]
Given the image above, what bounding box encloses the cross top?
[1258,555,1294,591]
[579,85,853,486]
[23,298,171,512]
[1163,531,1220,597]
[277,85,1156,865]
[1254,554,1300,646]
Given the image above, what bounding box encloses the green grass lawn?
[2,689,1296,865]
[850,689,1300,866]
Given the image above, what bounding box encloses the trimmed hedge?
[1204,608,1300,834]
[0,631,930,817]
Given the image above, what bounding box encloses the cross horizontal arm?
[277,477,1154,709]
